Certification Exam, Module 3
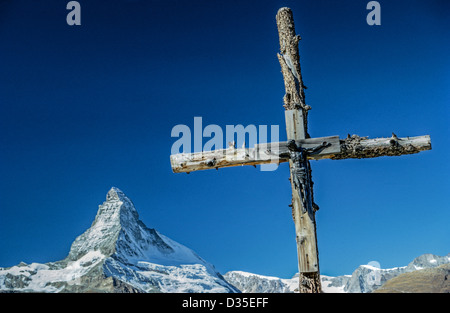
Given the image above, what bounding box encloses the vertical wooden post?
[276,7,321,293]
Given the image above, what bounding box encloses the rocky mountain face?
[223,271,346,293]
[224,253,450,293]
[0,187,447,293]
[0,187,238,293]
[223,271,298,293]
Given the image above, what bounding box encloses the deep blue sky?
[0,0,448,278]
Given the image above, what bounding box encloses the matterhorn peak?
[103,186,136,214]
[67,187,144,261]
[94,187,139,227]
[106,186,127,201]
[0,187,239,293]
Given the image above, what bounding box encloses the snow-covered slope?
[223,271,298,293]
[1,186,447,293]
[224,254,450,293]
[0,187,238,293]
[223,271,346,293]
[343,254,450,293]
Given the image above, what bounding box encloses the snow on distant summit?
[224,253,450,293]
[0,187,239,293]
[1,187,447,293]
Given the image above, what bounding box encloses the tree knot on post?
[389,132,399,148]
[206,158,216,167]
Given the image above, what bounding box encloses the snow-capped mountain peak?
[106,186,128,201]
[224,253,450,293]
[0,187,238,293]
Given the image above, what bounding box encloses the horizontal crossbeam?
[170,136,340,173]
[170,134,431,173]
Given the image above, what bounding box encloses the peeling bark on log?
[299,272,321,293]
[170,135,431,173]
[276,7,310,135]
[331,134,431,160]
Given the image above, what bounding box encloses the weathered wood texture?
[331,134,431,160]
[276,7,311,141]
[170,135,431,173]
[276,7,321,293]
[276,8,306,111]
[168,5,432,295]
[170,136,340,173]
[285,107,320,276]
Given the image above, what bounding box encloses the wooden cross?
[169,7,431,293]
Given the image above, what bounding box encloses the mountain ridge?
[0,187,238,293]
[224,253,450,293]
[1,187,447,293]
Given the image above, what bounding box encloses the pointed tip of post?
[276,7,293,20]
[277,7,291,14]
